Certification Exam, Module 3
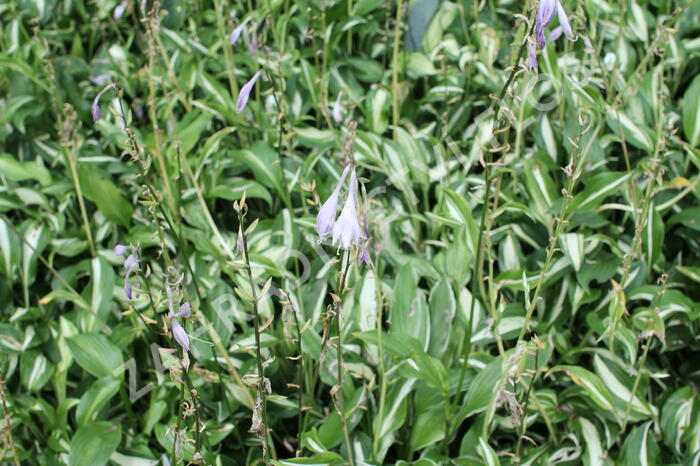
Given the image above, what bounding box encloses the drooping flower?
[237,70,263,113]
[116,245,139,299]
[316,165,351,240]
[535,0,575,49]
[332,168,363,249]
[535,0,558,49]
[91,84,113,122]
[166,286,191,353]
[114,244,129,256]
[171,319,190,353]
[230,17,251,45]
[91,97,101,121]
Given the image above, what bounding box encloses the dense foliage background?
[1,0,700,464]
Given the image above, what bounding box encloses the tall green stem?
[333,250,354,465]
[238,207,272,464]
[390,0,404,141]
[445,16,534,447]
[371,259,387,461]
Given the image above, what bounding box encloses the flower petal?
[332,169,363,249]
[556,1,575,40]
[172,319,190,353]
[549,25,563,41]
[536,0,558,29]
[124,252,139,271]
[114,1,128,20]
[91,96,101,121]
[124,277,133,299]
[114,244,129,255]
[316,165,351,239]
[178,302,191,319]
[230,17,251,45]
[237,70,263,113]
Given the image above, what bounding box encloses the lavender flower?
[332,168,363,249]
[90,74,112,86]
[358,242,371,266]
[535,0,575,49]
[230,17,251,45]
[166,286,191,353]
[114,1,128,20]
[116,245,139,299]
[124,277,133,299]
[172,319,190,353]
[91,96,101,121]
[527,43,538,72]
[124,252,139,271]
[248,34,258,56]
[316,165,351,239]
[535,0,558,49]
[91,84,113,122]
[175,302,191,319]
[237,70,263,113]
[114,244,129,256]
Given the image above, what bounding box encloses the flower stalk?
[236,200,272,464]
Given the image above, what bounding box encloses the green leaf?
[21,350,55,392]
[77,165,134,226]
[660,386,693,455]
[551,365,617,418]
[428,279,456,357]
[406,52,437,77]
[642,203,663,267]
[477,437,501,466]
[622,421,658,466]
[668,207,700,232]
[682,74,700,147]
[69,421,121,466]
[75,376,120,426]
[273,452,345,465]
[577,418,605,466]
[559,233,584,272]
[294,127,336,149]
[0,154,52,186]
[85,257,115,329]
[66,334,124,379]
[462,357,503,419]
[606,107,654,152]
[399,351,449,395]
[234,142,285,201]
[571,171,632,211]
